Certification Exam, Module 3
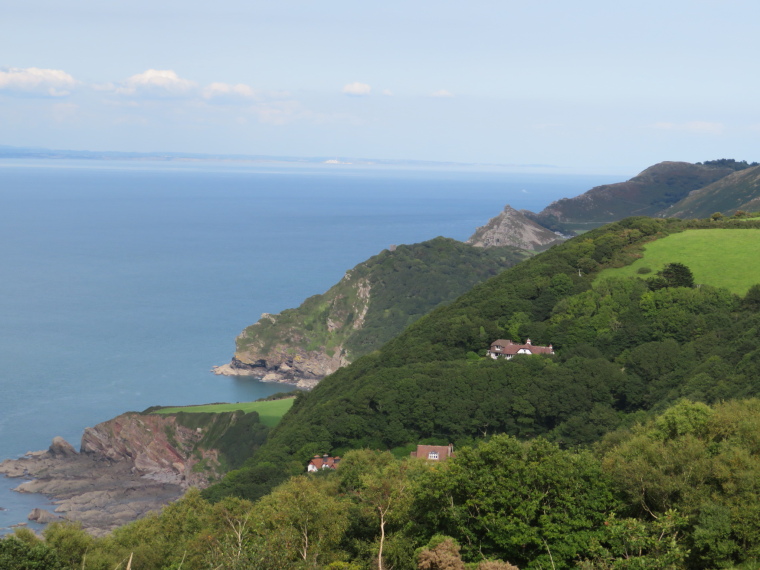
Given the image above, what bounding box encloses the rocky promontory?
[0,411,254,536]
[214,238,529,386]
[466,204,565,251]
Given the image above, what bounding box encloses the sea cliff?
[0,410,263,535]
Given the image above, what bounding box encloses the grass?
[596,229,760,296]
[152,397,295,428]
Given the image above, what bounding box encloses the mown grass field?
[597,229,760,295]
[153,397,295,427]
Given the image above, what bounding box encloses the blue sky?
[2,0,758,174]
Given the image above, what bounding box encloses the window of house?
[428,451,439,460]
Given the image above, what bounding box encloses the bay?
[0,159,620,530]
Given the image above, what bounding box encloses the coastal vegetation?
[7,177,760,567]
[8,399,760,568]
[227,237,529,382]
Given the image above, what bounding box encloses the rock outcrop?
[466,205,565,251]
[0,412,240,536]
[28,508,60,523]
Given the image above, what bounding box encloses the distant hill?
[526,161,739,232]
[466,204,566,250]
[662,164,760,219]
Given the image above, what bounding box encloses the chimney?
[526,338,532,345]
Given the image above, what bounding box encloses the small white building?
[487,339,554,360]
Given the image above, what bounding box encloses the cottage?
[487,338,554,360]
[410,444,455,461]
[307,454,341,472]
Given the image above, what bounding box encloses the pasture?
[596,229,760,295]
[153,397,295,427]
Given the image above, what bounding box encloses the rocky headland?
[212,238,529,387]
[466,204,566,250]
[0,412,242,536]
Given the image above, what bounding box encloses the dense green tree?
[252,475,351,567]
[600,399,760,568]
[658,263,695,288]
[0,531,64,570]
[413,435,617,568]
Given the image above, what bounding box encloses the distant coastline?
[0,144,559,171]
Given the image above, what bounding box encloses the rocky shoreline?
[212,357,321,389]
[0,413,229,536]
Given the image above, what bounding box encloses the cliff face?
[79,412,225,487]
[214,238,529,385]
[466,205,565,250]
[0,410,261,535]
[215,273,370,386]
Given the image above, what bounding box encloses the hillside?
[663,164,760,218]
[466,204,566,250]
[527,161,737,231]
[10,218,760,568]
[206,216,760,501]
[214,237,529,385]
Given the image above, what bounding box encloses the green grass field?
[596,229,760,295]
[153,397,295,428]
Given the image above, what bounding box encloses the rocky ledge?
[0,414,227,536]
[212,355,333,389]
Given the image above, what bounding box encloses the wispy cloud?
[382,89,394,96]
[430,89,454,98]
[342,82,371,96]
[202,82,257,101]
[0,67,77,97]
[651,121,724,135]
[112,69,198,98]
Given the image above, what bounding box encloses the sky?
[1,0,759,174]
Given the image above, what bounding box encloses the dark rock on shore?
[0,412,234,536]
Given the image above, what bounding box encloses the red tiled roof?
[489,339,553,356]
[308,455,341,470]
[410,444,455,460]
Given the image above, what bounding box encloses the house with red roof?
[410,444,455,461]
[487,338,554,360]
[307,454,341,472]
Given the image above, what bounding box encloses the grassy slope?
[596,229,760,295]
[153,398,295,427]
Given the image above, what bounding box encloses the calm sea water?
[0,159,621,531]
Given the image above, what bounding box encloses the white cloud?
[651,121,724,135]
[430,89,454,98]
[382,89,394,96]
[0,67,77,97]
[114,69,197,97]
[202,82,257,101]
[342,82,371,96]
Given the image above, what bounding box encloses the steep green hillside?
[222,237,529,383]
[206,216,760,501]
[663,164,760,218]
[597,228,760,295]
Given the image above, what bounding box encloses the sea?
[0,158,622,532]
